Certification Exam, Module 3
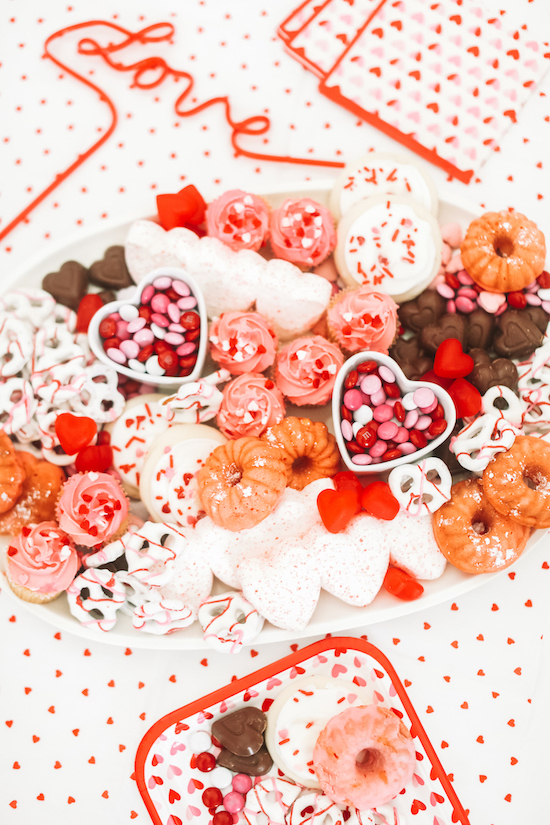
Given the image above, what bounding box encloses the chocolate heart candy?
[465,308,495,352]
[42,260,89,311]
[493,309,544,359]
[216,744,273,776]
[524,305,549,333]
[211,707,267,757]
[390,336,433,381]
[98,290,117,305]
[90,245,134,289]
[468,349,518,395]
[420,313,466,355]
[398,290,446,335]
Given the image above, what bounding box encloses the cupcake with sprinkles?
[56,471,129,548]
[327,287,398,355]
[205,189,270,252]
[216,372,286,438]
[208,311,277,375]
[275,336,344,406]
[5,521,78,604]
[269,198,336,269]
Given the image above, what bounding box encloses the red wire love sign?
[0,20,345,245]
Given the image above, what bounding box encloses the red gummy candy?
[448,377,481,419]
[419,370,453,390]
[55,413,97,456]
[383,567,424,601]
[156,184,207,231]
[332,471,362,514]
[433,338,474,379]
[361,481,399,521]
[75,444,113,473]
[317,489,358,533]
[76,294,104,334]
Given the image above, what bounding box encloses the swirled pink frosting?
[216,372,286,438]
[269,198,336,267]
[6,521,77,594]
[275,335,344,405]
[56,472,128,547]
[327,288,398,354]
[209,312,277,375]
[205,189,270,252]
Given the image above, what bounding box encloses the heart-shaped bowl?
[332,351,456,473]
[88,266,208,387]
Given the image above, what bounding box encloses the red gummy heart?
[433,338,474,379]
[317,489,358,533]
[76,293,104,334]
[75,445,113,473]
[361,481,399,521]
[55,413,97,455]
[448,377,481,418]
[156,184,207,231]
[332,471,362,514]
[419,370,453,390]
[383,567,424,601]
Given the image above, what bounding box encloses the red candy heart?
[75,445,113,473]
[156,184,207,231]
[332,471,363,514]
[317,489,358,534]
[55,413,97,456]
[419,370,453,390]
[383,567,424,601]
[76,294,104,333]
[448,377,482,418]
[361,481,399,521]
[433,338,474,379]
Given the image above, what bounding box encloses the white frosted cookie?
[265,676,369,787]
[334,194,442,303]
[139,423,226,527]
[105,393,171,498]
[330,152,438,220]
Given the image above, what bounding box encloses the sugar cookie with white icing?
[330,152,438,220]
[139,423,226,527]
[334,194,442,303]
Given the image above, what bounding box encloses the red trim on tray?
[135,636,470,825]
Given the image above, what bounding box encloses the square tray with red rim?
[135,637,470,825]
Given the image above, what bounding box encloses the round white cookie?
[139,424,226,527]
[334,194,442,302]
[330,151,438,220]
[265,675,369,787]
[105,393,171,498]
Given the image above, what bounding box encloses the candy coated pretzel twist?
[160,369,230,424]
[451,413,521,473]
[0,315,33,377]
[0,288,56,329]
[67,567,127,632]
[388,457,451,516]
[131,593,194,635]
[198,591,264,653]
[69,363,125,423]
[481,384,525,428]
[123,521,187,589]
[0,377,37,435]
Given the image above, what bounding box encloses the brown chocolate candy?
[211,707,266,757]
[217,744,273,776]
[493,309,544,360]
[465,308,495,352]
[398,290,446,335]
[468,349,518,395]
[90,245,134,289]
[98,289,117,305]
[42,260,89,311]
[524,305,549,333]
[389,336,433,381]
[420,313,467,355]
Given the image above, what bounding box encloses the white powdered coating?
[338,158,433,215]
[385,511,447,580]
[159,532,213,615]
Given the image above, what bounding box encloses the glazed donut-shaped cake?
[461,210,546,293]
[312,705,415,809]
[483,435,550,528]
[262,416,340,490]
[433,477,530,574]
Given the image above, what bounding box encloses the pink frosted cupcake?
[269,198,336,268]
[275,335,344,406]
[5,522,78,604]
[216,372,286,438]
[327,288,398,354]
[56,472,129,548]
[205,189,270,252]
[209,311,277,375]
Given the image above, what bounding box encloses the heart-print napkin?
[279,0,550,182]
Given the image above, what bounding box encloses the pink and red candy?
[98,275,201,378]
[436,268,550,315]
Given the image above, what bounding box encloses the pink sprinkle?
[373,404,393,423]
[177,296,198,310]
[141,285,155,305]
[352,454,372,465]
[437,283,455,300]
[106,347,126,365]
[153,276,172,290]
[127,317,146,334]
[172,279,191,297]
[176,342,197,356]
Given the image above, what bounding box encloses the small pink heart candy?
[477,291,506,314]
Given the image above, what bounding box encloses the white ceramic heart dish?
[331,351,456,473]
[88,266,208,387]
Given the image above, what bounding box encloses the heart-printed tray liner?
[135,637,470,825]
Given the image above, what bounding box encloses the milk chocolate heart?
[493,309,544,359]
[468,349,518,395]
[389,336,433,381]
[524,305,550,333]
[217,744,273,776]
[398,290,446,335]
[42,260,89,311]
[211,707,267,756]
[90,246,134,289]
[420,313,466,354]
[465,308,495,351]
